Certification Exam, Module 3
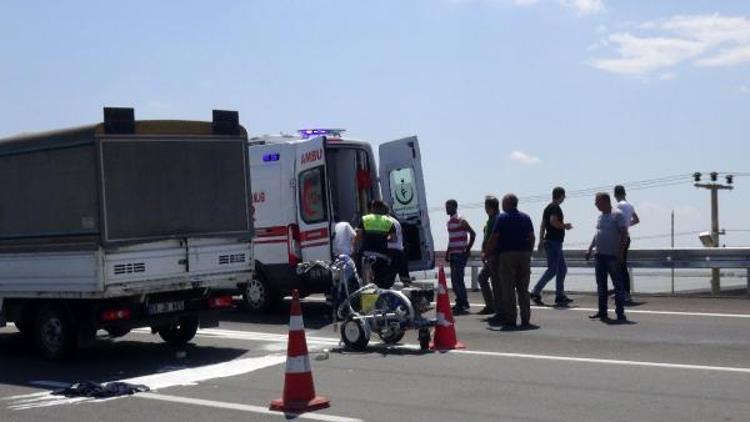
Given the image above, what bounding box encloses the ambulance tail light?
[287,224,301,266]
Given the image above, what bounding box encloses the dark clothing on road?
[492,210,534,254]
[542,202,565,242]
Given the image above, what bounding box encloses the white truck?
[0,108,254,359]
[244,129,434,312]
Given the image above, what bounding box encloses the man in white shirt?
[614,185,640,304]
[332,216,356,257]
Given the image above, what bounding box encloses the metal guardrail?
[434,248,750,295]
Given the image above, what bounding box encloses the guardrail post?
[470,266,479,291]
[747,268,749,297]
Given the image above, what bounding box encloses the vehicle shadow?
[0,330,249,390]
[221,299,333,330]
[329,343,431,357]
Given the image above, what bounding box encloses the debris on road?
[52,381,150,398]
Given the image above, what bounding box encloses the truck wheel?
[378,328,405,344]
[157,316,199,346]
[34,305,76,360]
[340,316,369,351]
[242,275,277,313]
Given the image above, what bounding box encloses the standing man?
[486,194,535,329]
[585,193,629,322]
[614,185,640,305]
[445,199,476,314]
[355,200,397,289]
[531,187,573,306]
[477,196,502,316]
[332,215,356,257]
[386,208,411,286]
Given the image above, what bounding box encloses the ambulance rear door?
[379,136,435,270]
[294,136,333,263]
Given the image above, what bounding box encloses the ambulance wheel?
[378,328,405,344]
[158,316,199,346]
[418,328,431,351]
[341,316,369,351]
[242,275,276,313]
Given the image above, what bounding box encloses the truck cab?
[246,130,434,312]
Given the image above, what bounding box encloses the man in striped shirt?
[445,199,476,314]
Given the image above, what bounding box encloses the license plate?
[148,301,185,315]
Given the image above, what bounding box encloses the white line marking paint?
[167,327,750,375]
[138,392,363,422]
[6,354,286,410]
[452,350,750,374]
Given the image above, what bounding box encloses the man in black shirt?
[530,187,573,306]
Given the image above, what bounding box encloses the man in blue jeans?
[445,199,476,314]
[585,192,629,322]
[531,187,573,306]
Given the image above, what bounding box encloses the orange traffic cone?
[270,289,330,413]
[430,266,466,351]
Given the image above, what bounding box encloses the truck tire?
[157,316,199,346]
[242,275,277,313]
[34,305,77,360]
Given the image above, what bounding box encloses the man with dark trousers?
[614,185,639,305]
[585,192,629,322]
[486,194,535,329]
[531,187,573,306]
[476,196,502,316]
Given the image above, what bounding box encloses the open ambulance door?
[379,136,435,271]
[295,136,333,263]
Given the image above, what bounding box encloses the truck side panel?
[0,251,99,294]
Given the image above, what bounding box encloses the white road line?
[452,350,750,374]
[174,327,750,375]
[467,302,750,319]
[138,392,363,422]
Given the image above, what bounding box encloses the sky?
[1,0,749,250]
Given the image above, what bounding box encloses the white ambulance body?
[245,130,434,311]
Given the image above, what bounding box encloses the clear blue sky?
[1,0,748,249]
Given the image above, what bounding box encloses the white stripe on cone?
[436,312,452,327]
[289,315,305,331]
[438,284,447,295]
[286,355,312,374]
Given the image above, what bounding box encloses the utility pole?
[693,172,734,295]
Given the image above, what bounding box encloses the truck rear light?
[208,295,234,309]
[101,308,132,322]
[287,224,301,266]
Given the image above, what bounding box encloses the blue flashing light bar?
[297,128,346,139]
[263,153,280,162]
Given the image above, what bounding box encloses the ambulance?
[244,129,435,312]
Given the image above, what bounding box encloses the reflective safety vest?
[360,214,394,255]
[361,214,394,234]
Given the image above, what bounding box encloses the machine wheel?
[242,275,277,313]
[418,328,431,351]
[34,305,77,360]
[157,316,199,346]
[378,328,405,344]
[105,327,131,338]
[340,316,369,351]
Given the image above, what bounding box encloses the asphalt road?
[1,292,749,422]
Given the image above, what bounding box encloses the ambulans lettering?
[253,192,266,203]
[300,149,323,165]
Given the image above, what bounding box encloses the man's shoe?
[530,293,544,306]
[623,299,635,306]
[500,323,518,331]
[477,307,495,315]
[616,314,628,323]
[554,296,573,306]
[589,312,608,320]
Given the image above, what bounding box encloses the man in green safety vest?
[355,200,397,288]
